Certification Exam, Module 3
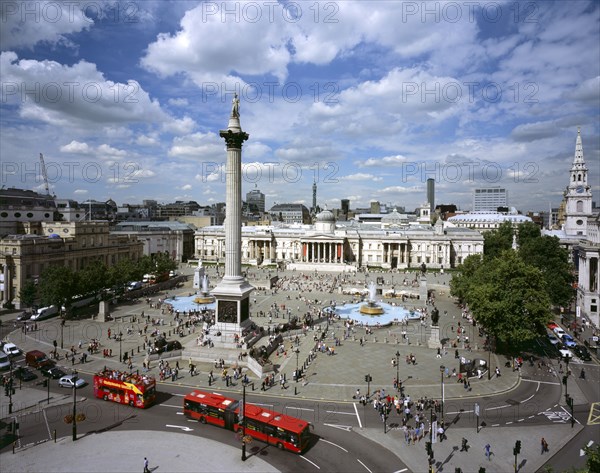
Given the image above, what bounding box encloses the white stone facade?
[195,211,484,270]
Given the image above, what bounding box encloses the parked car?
[127,281,143,291]
[40,366,66,379]
[553,327,566,338]
[561,334,577,348]
[547,334,560,345]
[573,345,592,361]
[2,343,21,357]
[558,348,573,359]
[0,353,10,371]
[547,321,559,330]
[14,367,37,382]
[58,374,86,389]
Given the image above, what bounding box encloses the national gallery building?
[194,208,484,271]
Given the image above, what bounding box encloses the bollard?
[54,430,57,442]
[138,346,140,353]
[252,382,255,391]
[294,386,298,395]
[13,441,15,454]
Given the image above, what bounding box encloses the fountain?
[360,281,384,315]
[193,273,215,304]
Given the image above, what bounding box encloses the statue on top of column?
[231,93,240,118]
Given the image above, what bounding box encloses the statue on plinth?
[231,93,240,118]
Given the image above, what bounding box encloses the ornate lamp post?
[395,350,400,391]
[72,369,78,441]
[439,365,445,422]
[119,331,123,363]
[241,379,248,461]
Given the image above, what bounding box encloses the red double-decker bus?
[183,390,311,453]
[93,369,156,408]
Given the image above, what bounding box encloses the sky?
[1,0,599,213]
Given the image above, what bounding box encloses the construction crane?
[39,153,50,196]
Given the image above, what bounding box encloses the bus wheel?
[277,443,284,450]
[200,417,206,424]
[103,395,108,401]
[129,400,134,407]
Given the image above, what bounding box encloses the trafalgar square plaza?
[1,97,590,473]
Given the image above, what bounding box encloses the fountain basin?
[331,302,421,326]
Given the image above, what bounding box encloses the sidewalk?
[1,430,279,473]
[358,422,583,473]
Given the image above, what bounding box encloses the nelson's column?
[211,93,254,340]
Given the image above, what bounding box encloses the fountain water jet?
[360,281,384,315]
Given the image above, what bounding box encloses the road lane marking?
[165,424,193,432]
[485,405,510,411]
[300,455,320,469]
[559,405,581,425]
[357,458,373,473]
[521,379,560,385]
[286,406,315,412]
[320,439,349,452]
[325,410,358,416]
[323,423,352,432]
[160,404,182,408]
[353,403,363,429]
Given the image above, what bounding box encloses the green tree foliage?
[77,260,108,297]
[449,254,483,303]
[483,221,513,259]
[519,234,574,306]
[19,280,38,309]
[452,251,552,350]
[38,265,78,313]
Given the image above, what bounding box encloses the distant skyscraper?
[312,181,317,215]
[246,187,265,213]
[427,178,435,214]
[341,199,350,216]
[473,187,508,212]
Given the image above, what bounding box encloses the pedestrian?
[484,443,492,461]
[460,437,469,452]
[541,437,549,454]
[143,457,150,473]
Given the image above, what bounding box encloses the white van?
[0,352,10,371]
[31,305,58,321]
[127,281,143,291]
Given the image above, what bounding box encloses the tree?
[19,280,37,309]
[38,266,78,316]
[460,251,552,350]
[483,221,513,259]
[449,254,483,303]
[519,235,574,306]
[77,260,108,297]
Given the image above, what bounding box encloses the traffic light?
[43,379,48,387]
[566,395,573,408]
[514,440,521,455]
[364,374,372,382]
[478,468,486,473]
[562,375,568,385]
[425,441,433,458]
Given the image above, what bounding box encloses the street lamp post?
[72,369,78,441]
[60,316,65,349]
[295,348,300,382]
[8,360,13,414]
[241,379,248,461]
[119,332,123,363]
[395,351,400,391]
[439,365,445,422]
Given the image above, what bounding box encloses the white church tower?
[564,128,593,237]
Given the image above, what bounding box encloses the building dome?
[316,208,335,223]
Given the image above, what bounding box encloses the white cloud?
[169,132,224,160]
[181,184,192,190]
[1,52,169,128]
[0,0,93,50]
[162,116,197,135]
[343,173,383,182]
[168,98,189,107]
[60,140,92,154]
[73,189,88,194]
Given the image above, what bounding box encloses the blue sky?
[1,0,599,213]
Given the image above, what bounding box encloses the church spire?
[571,126,586,170]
